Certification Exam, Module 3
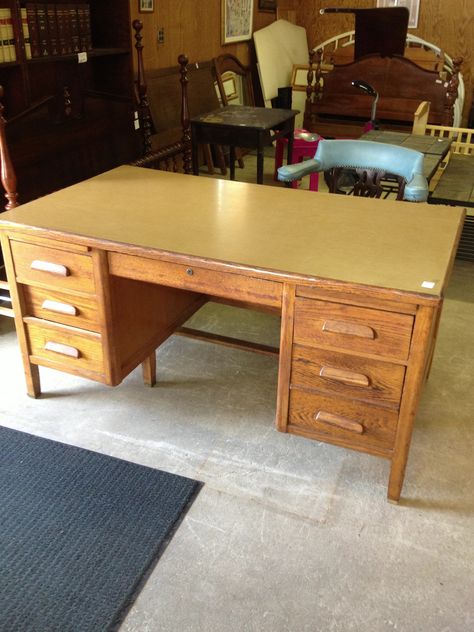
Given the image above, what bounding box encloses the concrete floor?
[1,157,473,631]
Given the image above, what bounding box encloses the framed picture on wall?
[139,0,154,13]
[376,0,420,29]
[258,0,277,11]
[222,0,254,44]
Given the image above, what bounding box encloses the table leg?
[192,139,199,176]
[229,146,236,181]
[286,130,294,168]
[284,124,296,188]
[257,136,264,184]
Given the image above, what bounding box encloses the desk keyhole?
[186,268,194,276]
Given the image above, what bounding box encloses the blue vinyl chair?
[277,139,429,202]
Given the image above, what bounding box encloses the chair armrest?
[404,173,429,202]
[277,159,321,182]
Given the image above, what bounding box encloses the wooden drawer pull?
[322,319,375,339]
[314,410,364,434]
[41,299,78,316]
[31,260,70,276]
[44,341,80,358]
[319,366,370,387]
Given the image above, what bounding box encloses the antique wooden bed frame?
[304,50,462,139]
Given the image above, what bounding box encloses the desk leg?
[387,304,436,503]
[229,146,236,181]
[142,351,157,387]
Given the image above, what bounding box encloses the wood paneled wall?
[129,0,276,70]
[289,0,474,122]
[128,0,473,122]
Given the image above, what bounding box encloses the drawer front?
[288,388,398,452]
[26,321,104,376]
[108,252,282,308]
[11,240,95,294]
[294,298,413,360]
[22,286,100,332]
[291,345,405,408]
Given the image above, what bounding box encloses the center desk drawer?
[10,240,95,294]
[294,298,414,360]
[108,252,282,308]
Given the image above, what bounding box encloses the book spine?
[0,9,10,63]
[26,3,41,58]
[21,7,32,60]
[46,4,58,55]
[82,3,92,51]
[61,3,73,54]
[5,7,15,62]
[0,9,5,63]
[35,3,49,57]
[55,4,67,55]
[69,3,80,53]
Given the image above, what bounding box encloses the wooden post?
[0,86,19,211]
[178,54,192,175]
[132,19,153,155]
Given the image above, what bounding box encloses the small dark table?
[363,130,452,181]
[191,105,299,184]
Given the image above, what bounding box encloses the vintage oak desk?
[0,166,465,502]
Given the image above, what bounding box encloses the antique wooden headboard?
[304,52,461,138]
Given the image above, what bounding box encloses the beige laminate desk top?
[0,166,465,297]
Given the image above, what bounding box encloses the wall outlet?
[157,28,165,44]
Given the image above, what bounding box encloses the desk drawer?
[294,298,413,360]
[288,388,398,453]
[22,286,100,332]
[291,345,405,408]
[25,320,104,376]
[108,252,282,308]
[10,240,95,294]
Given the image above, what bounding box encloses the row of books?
[0,8,16,63]
[25,3,92,59]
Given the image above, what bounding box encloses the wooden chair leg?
[236,147,245,169]
[142,351,156,386]
[214,145,228,175]
[202,144,215,174]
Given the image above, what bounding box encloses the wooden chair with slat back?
[212,53,256,168]
[0,86,19,318]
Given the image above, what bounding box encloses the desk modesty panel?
[0,166,465,502]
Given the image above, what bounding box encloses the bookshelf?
[0,0,139,205]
